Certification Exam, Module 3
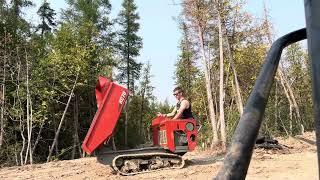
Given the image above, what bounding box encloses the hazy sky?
[27,0,306,105]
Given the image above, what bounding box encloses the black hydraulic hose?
[305,0,320,178]
[215,28,307,180]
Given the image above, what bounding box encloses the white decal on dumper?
[119,91,127,105]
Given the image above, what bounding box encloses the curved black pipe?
[304,0,320,177]
[215,28,307,180]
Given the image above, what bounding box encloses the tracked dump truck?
[81,76,198,175]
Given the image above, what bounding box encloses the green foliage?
[115,62,158,148]
[0,0,119,165]
[116,0,142,93]
[261,42,312,137]
[234,44,268,98]
[1,0,33,42]
[174,22,199,103]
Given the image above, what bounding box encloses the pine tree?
[116,0,142,93]
[116,0,142,147]
[175,21,198,102]
[138,61,155,137]
[36,0,56,35]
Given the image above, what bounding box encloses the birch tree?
[24,50,33,164]
[262,2,303,134]
[47,73,78,162]
[216,0,226,148]
[0,31,7,151]
[182,0,219,145]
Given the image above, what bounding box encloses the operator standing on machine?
[157,87,193,119]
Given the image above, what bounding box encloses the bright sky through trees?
[27,0,305,105]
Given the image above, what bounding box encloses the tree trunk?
[263,3,303,134]
[54,122,59,155]
[124,100,128,148]
[14,141,18,165]
[211,0,244,116]
[217,11,226,149]
[25,51,33,165]
[125,41,130,148]
[72,94,80,159]
[279,115,289,136]
[279,69,303,134]
[19,108,26,166]
[197,23,219,146]
[47,73,79,162]
[220,13,243,115]
[0,64,4,151]
[0,31,7,151]
[140,92,145,138]
[277,72,293,135]
[29,98,33,164]
[15,60,25,165]
[32,119,45,155]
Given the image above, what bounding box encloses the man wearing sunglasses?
[157,87,193,119]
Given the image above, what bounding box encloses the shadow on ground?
[294,136,316,146]
[185,154,224,167]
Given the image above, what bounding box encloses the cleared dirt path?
[0,132,318,180]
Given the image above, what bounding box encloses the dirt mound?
[0,158,114,180]
[0,132,317,180]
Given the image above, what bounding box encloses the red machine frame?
[152,117,197,152]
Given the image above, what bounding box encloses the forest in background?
[0,0,313,167]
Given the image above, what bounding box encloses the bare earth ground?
[0,132,318,180]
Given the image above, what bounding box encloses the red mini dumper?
[82,76,198,175]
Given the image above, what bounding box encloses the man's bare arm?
[157,106,177,117]
[166,106,177,117]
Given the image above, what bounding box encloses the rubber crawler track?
[111,152,185,176]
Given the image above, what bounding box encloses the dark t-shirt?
[176,99,194,119]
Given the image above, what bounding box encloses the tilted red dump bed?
[82,76,128,155]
